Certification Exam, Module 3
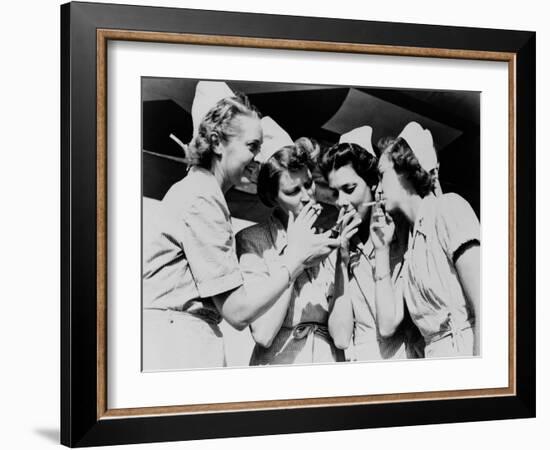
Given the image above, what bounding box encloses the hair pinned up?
[187,92,260,169]
[256,137,317,208]
[318,142,379,189]
[378,137,438,197]
[294,136,321,161]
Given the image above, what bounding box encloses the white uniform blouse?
[404,193,480,347]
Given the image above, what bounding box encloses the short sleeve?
[236,226,271,285]
[179,194,243,298]
[435,193,480,262]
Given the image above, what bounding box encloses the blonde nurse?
[142,82,338,370]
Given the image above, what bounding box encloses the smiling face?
[217,114,263,187]
[327,163,374,222]
[275,167,315,217]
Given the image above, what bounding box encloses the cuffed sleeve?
[435,193,480,263]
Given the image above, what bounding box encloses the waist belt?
[167,300,222,325]
[426,312,472,351]
[291,322,331,341]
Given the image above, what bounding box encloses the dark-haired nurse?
[318,126,418,361]
[372,122,480,358]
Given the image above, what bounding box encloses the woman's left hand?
[370,206,395,250]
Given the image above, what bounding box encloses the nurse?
[319,126,415,361]
[142,82,338,370]
[372,122,480,357]
[236,117,344,365]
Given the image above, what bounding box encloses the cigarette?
[362,200,384,207]
[312,203,323,212]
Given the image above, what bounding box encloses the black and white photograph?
[141,77,481,371]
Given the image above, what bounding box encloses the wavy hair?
[256,137,318,208]
[318,142,378,189]
[187,92,260,169]
[378,137,437,197]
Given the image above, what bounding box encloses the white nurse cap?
[398,121,438,172]
[191,81,234,137]
[256,116,293,164]
[398,121,442,195]
[339,126,376,158]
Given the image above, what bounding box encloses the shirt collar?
[353,234,407,269]
[360,238,376,262]
[187,165,225,199]
[348,237,375,272]
[413,194,437,238]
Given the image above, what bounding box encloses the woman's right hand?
[285,202,339,269]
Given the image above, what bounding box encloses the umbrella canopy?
[142,77,480,224]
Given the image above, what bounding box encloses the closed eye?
[283,187,300,196]
[342,184,356,194]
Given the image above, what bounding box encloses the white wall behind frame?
[0,0,545,449]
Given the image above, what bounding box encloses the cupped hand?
[286,202,339,268]
[302,230,340,268]
[370,205,395,250]
[336,205,362,265]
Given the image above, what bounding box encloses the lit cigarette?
[312,203,323,212]
[362,200,384,207]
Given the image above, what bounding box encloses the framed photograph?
[61,1,535,447]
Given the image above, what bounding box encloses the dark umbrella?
[142,79,480,222]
